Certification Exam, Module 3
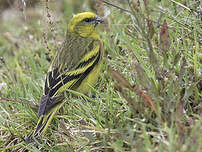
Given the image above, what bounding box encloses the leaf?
[148,19,155,39]
[137,90,158,114]
[114,84,136,107]
[135,63,151,89]
[108,66,134,91]
[108,66,158,115]
[174,98,186,145]
[160,19,171,51]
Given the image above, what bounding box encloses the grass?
[0,0,201,151]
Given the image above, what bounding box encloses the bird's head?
[68,12,103,38]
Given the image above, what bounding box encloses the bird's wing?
[37,37,101,117]
[51,31,95,72]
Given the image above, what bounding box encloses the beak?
[95,17,104,23]
[94,16,104,27]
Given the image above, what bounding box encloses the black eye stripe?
[83,18,95,22]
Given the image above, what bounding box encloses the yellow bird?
[26,12,104,143]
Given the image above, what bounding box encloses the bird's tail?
[26,104,62,144]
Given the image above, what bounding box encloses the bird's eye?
[84,18,91,22]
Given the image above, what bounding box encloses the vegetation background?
[0,0,201,151]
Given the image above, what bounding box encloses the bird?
[26,12,104,144]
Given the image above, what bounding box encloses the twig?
[0,97,38,109]
[170,0,191,11]
[100,0,132,14]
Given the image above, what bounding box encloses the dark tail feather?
[26,132,41,144]
[26,112,53,144]
[26,95,65,144]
